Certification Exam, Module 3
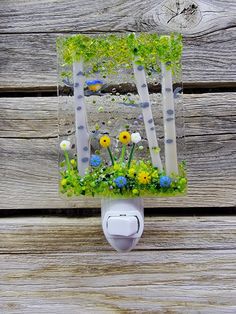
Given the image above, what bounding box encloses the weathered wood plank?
[1,93,235,138]
[0,28,235,90]
[0,0,235,35]
[0,134,235,209]
[0,217,236,253]
[0,93,235,209]
[1,250,236,313]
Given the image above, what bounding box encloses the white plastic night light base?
[101,198,144,252]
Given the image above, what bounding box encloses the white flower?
[131,132,141,144]
[60,140,71,151]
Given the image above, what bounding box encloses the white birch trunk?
[161,62,178,175]
[73,61,90,176]
[133,63,163,171]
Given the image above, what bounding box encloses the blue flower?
[114,176,127,188]
[160,176,172,188]
[90,155,102,167]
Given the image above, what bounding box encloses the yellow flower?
[119,131,131,145]
[137,171,151,184]
[128,168,136,178]
[100,135,111,148]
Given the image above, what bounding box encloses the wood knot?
[157,0,202,32]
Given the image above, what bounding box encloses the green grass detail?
[59,159,187,199]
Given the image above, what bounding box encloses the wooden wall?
[0,0,235,210]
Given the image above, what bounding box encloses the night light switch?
[107,216,139,236]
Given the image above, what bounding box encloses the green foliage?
[57,33,183,76]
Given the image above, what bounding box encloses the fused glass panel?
[57,33,187,198]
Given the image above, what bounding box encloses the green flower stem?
[64,151,71,172]
[127,143,135,169]
[120,145,126,163]
[107,147,114,165]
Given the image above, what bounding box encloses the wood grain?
[0,93,235,209]
[0,1,235,311]
[1,216,236,253]
[1,217,236,312]
[0,0,235,35]
[1,93,235,138]
[1,250,236,313]
[0,28,236,90]
[1,134,235,209]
